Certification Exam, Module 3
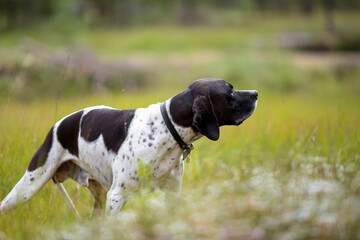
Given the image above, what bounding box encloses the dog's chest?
[77,103,190,190]
[116,105,184,179]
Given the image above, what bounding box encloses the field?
[1,13,360,239]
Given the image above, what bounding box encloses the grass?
[0,11,360,240]
[0,85,359,239]
[1,11,359,53]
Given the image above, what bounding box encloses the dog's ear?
[192,95,219,141]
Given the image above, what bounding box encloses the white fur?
[0,99,201,215]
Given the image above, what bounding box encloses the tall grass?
[1,12,359,239]
[0,82,359,239]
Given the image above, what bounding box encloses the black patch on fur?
[57,110,84,157]
[28,127,54,171]
[80,108,135,153]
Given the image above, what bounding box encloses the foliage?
[0,81,359,239]
[0,11,360,240]
[1,11,359,102]
[1,0,360,30]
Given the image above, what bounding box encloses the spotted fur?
[0,78,258,216]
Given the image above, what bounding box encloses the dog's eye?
[227,91,235,102]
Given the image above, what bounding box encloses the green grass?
[1,11,359,54]
[0,11,360,239]
[0,86,359,239]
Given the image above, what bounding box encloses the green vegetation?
[0,10,359,240]
[1,81,359,239]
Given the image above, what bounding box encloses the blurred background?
[0,0,359,102]
[1,1,360,239]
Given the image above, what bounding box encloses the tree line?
[0,0,359,30]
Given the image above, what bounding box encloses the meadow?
[0,12,360,239]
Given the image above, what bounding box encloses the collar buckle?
[183,144,194,163]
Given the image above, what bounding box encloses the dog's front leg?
[159,159,184,194]
[106,184,127,215]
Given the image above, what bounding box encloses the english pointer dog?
[0,78,258,217]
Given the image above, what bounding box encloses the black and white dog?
[0,79,257,216]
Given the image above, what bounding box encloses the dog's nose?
[237,90,258,100]
[249,90,258,100]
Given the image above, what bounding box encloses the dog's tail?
[0,170,82,218]
[0,127,58,215]
[0,168,53,215]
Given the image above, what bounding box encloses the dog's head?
[170,78,258,141]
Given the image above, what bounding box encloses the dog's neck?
[165,98,202,145]
[169,89,194,128]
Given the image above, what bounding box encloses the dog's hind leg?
[52,161,107,218]
[52,161,85,218]
[87,179,107,218]
[53,180,81,219]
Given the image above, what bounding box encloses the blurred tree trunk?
[118,1,134,26]
[255,0,269,11]
[322,0,336,33]
[178,0,198,25]
[24,0,36,27]
[300,0,314,16]
[3,0,17,29]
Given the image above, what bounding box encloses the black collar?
[160,102,194,160]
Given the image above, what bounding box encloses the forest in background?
[0,1,359,239]
[0,0,360,102]
[1,0,359,30]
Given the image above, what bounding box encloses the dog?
[0,78,258,217]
